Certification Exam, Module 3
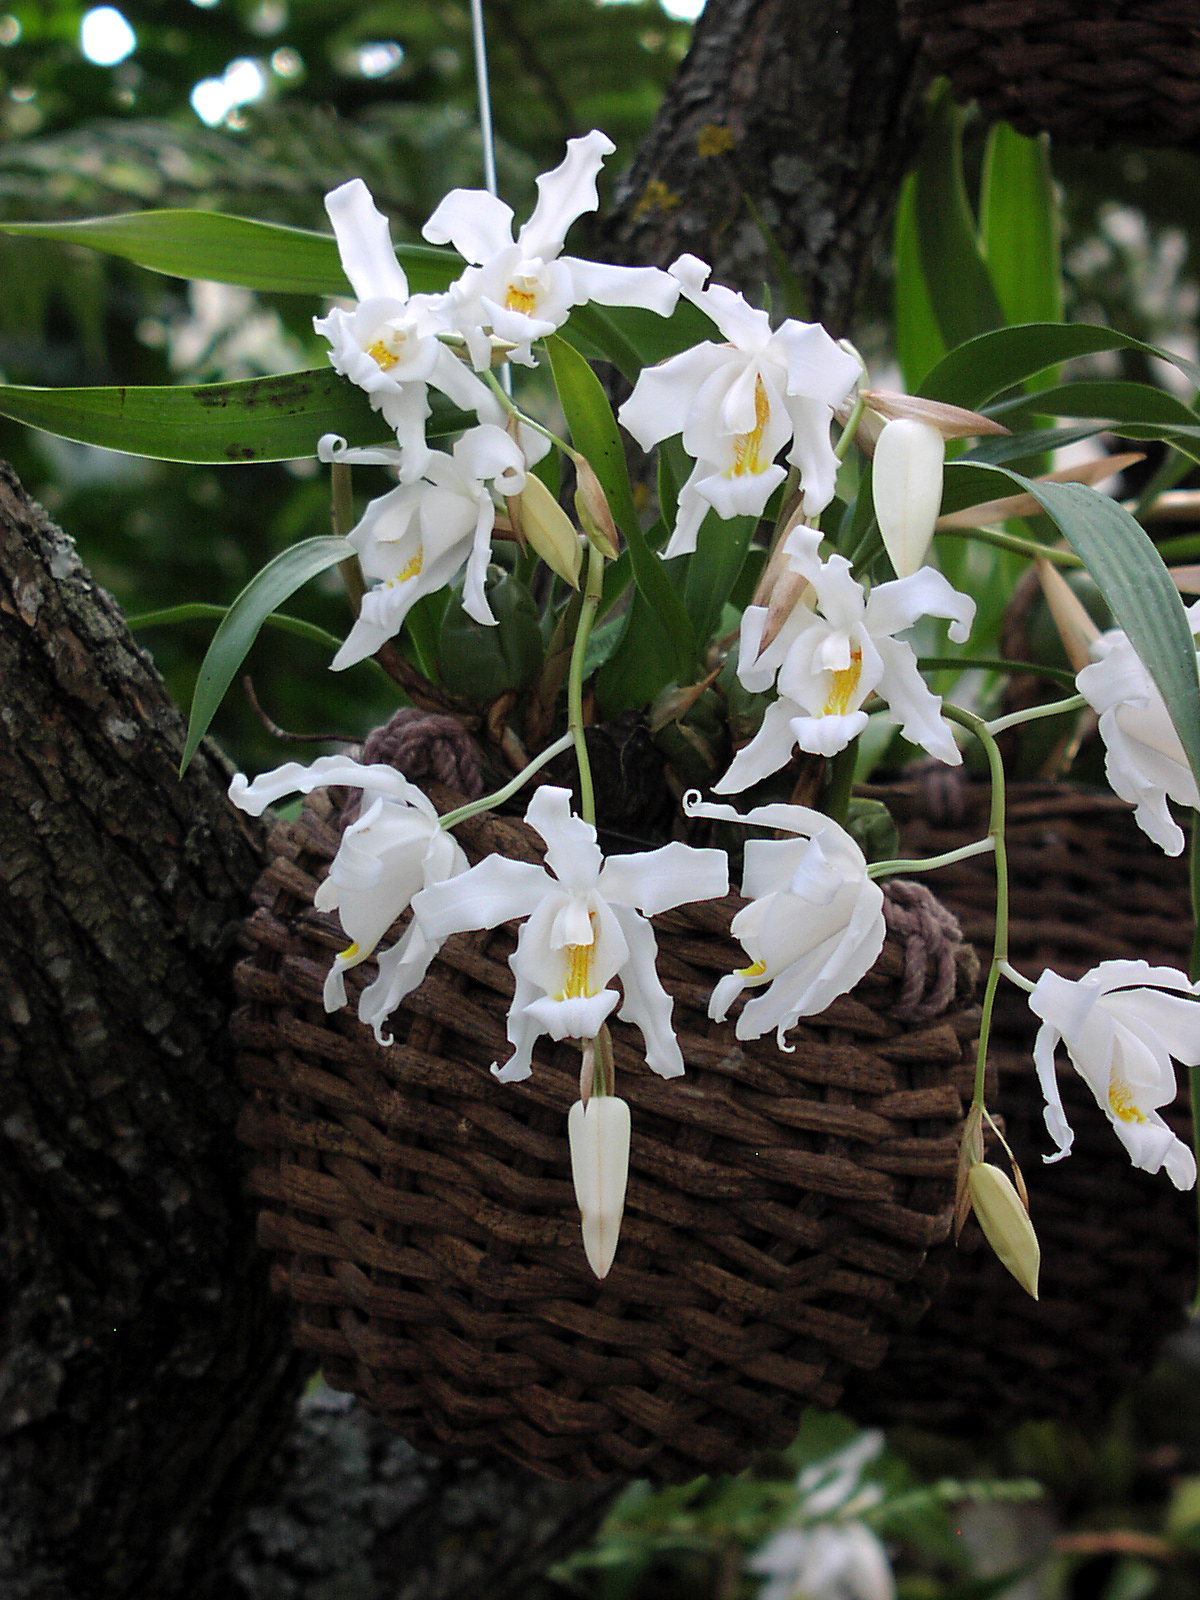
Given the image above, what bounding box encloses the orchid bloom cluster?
[223,129,1200,1284]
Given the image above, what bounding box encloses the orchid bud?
[515,473,582,589]
[872,418,945,579]
[573,456,621,560]
[967,1161,1041,1300]
[568,1095,631,1279]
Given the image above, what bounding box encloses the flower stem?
[834,393,866,462]
[824,739,858,826]
[937,523,1082,566]
[483,369,574,456]
[439,730,574,830]
[942,705,1010,1109]
[567,538,606,827]
[985,693,1087,738]
[867,836,996,879]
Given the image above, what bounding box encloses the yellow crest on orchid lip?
[505,282,539,315]
[1108,1074,1148,1124]
[823,647,863,716]
[727,377,770,478]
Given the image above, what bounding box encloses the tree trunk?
[0,462,615,1598]
[607,0,929,333]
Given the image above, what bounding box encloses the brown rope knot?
[339,707,483,825]
[881,878,966,1022]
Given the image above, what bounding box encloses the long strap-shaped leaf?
[921,323,1200,408]
[545,333,695,678]
[180,535,353,773]
[942,460,1200,796]
[0,211,460,297]
[0,370,473,462]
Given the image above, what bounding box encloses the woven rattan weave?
[843,782,1197,1434]
[901,1,1200,148]
[234,788,978,1481]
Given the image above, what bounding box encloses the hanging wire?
[467,0,511,392]
[468,0,500,198]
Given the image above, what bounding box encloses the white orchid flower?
[329,423,526,671]
[1076,607,1200,856]
[619,255,861,557]
[684,793,885,1046]
[1029,958,1200,1189]
[871,417,945,579]
[748,1524,896,1600]
[228,756,467,1032]
[423,130,679,369]
[716,525,973,792]
[411,785,728,1082]
[314,178,504,477]
[568,1095,631,1279]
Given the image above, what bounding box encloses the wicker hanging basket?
[233,785,979,1482]
[843,781,1197,1435]
[900,1,1200,148]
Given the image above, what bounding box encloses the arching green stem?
[942,705,1010,1110]
[483,368,573,457]
[937,523,1082,566]
[567,539,606,827]
[439,730,574,830]
[868,837,995,879]
[986,693,1086,739]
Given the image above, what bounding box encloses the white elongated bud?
[568,1095,631,1279]
[872,418,945,579]
[516,472,582,588]
[967,1162,1041,1300]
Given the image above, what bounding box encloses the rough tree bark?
[607,0,929,333]
[0,466,614,1599]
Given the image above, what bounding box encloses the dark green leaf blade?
[0,370,415,462]
[913,89,1005,350]
[0,210,462,297]
[1013,475,1200,797]
[181,535,354,774]
[545,332,695,677]
[920,323,1200,408]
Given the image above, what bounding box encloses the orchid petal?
[561,255,680,316]
[517,129,613,262]
[326,178,410,303]
[422,187,515,263]
[413,855,550,941]
[610,905,685,1078]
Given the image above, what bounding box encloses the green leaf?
[980,125,1063,327]
[1017,475,1200,795]
[545,332,695,677]
[920,323,1200,408]
[997,378,1200,431]
[893,171,947,391]
[0,209,461,297]
[181,535,353,774]
[0,370,448,462]
[913,88,1005,350]
[683,511,756,648]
